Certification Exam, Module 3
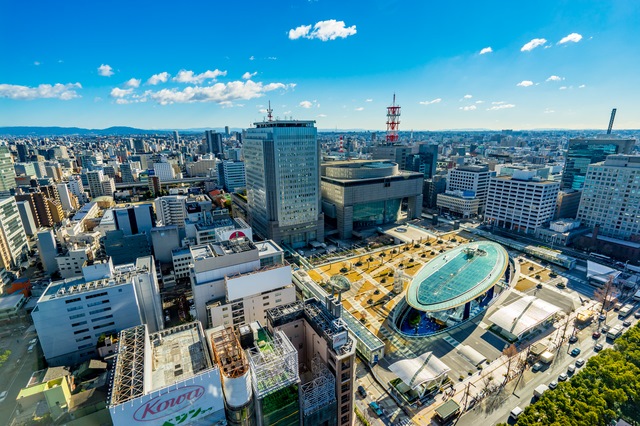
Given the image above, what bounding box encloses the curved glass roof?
[406,241,508,312]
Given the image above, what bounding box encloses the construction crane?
[607,108,617,134]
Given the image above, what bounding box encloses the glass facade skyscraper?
[562,137,635,190]
[244,120,324,248]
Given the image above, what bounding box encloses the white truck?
[607,324,624,340]
[534,384,549,398]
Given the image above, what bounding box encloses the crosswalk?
[556,271,588,285]
[442,335,461,348]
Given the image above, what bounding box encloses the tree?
[594,276,617,315]
[502,344,518,385]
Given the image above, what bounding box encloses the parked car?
[357,385,367,398]
[567,365,576,375]
[0,391,7,403]
[576,358,585,367]
[532,362,543,372]
[602,325,611,333]
[635,311,640,319]
[623,320,632,327]
[558,373,568,381]
[594,343,604,351]
[569,335,578,343]
[592,331,601,339]
[570,348,581,357]
[548,381,558,390]
[599,314,607,322]
[369,401,383,416]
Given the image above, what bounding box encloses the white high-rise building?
[0,196,28,270]
[57,183,74,211]
[32,256,162,366]
[217,160,246,192]
[68,175,85,200]
[154,195,187,227]
[243,119,324,247]
[153,161,176,181]
[447,164,493,213]
[86,170,105,198]
[485,170,560,233]
[577,155,640,240]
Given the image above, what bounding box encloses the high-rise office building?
[562,136,635,190]
[0,145,16,194]
[16,143,28,163]
[244,120,324,247]
[485,170,560,233]
[447,165,493,213]
[154,195,187,227]
[217,160,246,192]
[406,143,438,178]
[577,155,640,240]
[205,130,223,157]
[0,196,28,270]
[86,170,105,198]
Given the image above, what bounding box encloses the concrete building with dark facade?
[244,120,324,248]
[321,160,423,239]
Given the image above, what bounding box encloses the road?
[455,306,637,425]
[0,319,40,423]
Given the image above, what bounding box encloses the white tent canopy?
[586,260,620,284]
[389,351,450,390]
[488,296,561,339]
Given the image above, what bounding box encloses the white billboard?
[226,264,292,302]
[110,370,225,426]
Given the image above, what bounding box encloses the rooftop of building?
[37,261,147,303]
[267,298,355,357]
[255,240,284,258]
[253,120,315,128]
[191,237,257,262]
[109,322,212,406]
[492,175,559,185]
[406,241,509,312]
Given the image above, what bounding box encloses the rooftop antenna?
[386,94,401,144]
[607,108,617,134]
[267,101,273,122]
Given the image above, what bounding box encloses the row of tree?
[508,324,640,425]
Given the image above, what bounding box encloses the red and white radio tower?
[386,94,401,144]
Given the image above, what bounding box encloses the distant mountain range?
[0,126,177,137]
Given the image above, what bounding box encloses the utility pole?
[463,381,476,411]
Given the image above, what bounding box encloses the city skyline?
[2,0,640,130]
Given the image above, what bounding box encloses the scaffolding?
[211,326,249,378]
[247,329,299,399]
[301,356,336,415]
[108,325,147,405]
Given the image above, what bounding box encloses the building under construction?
[209,325,256,426]
[245,324,301,426]
[108,322,226,425]
[266,297,356,426]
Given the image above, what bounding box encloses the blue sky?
[1,0,639,130]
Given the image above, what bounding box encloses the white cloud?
[173,69,227,84]
[146,81,295,105]
[259,108,268,114]
[355,107,364,111]
[559,86,568,90]
[544,108,555,113]
[288,24,312,40]
[34,61,41,66]
[546,75,562,82]
[520,38,547,52]
[459,105,477,111]
[288,19,357,41]
[475,100,485,104]
[0,82,81,100]
[110,87,133,98]
[479,47,493,55]
[558,33,582,44]
[249,56,255,61]
[419,98,441,105]
[487,104,515,111]
[492,101,505,105]
[125,78,141,88]
[365,98,373,102]
[317,114,327,117]
[147,72,170,85]
[299,100,313,108]
[242,71,257,80]
[463,94,473,99]
[267,56,277,60]
[517,80,534,87]
[579,84,586,88]
[97,64,114,77]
